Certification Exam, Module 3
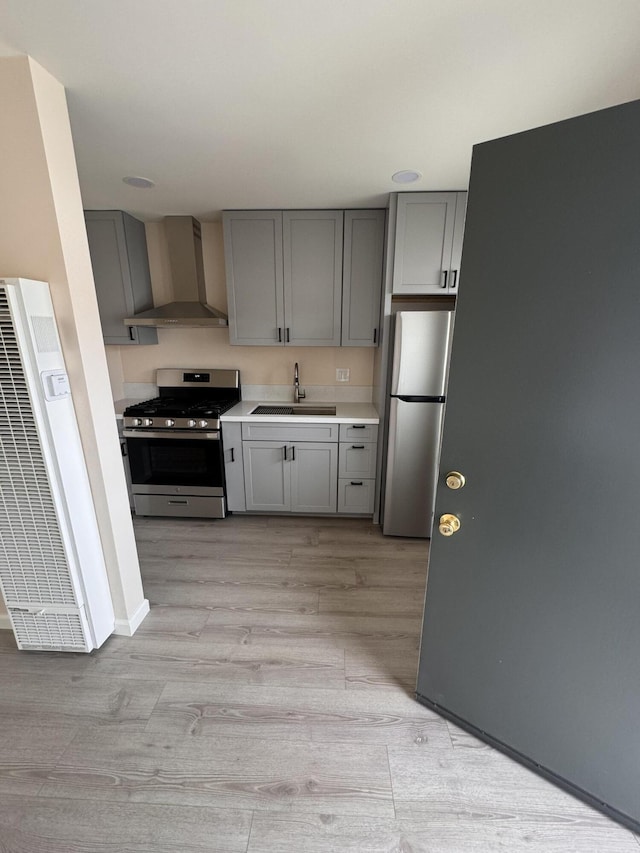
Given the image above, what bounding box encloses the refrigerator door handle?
[392,394,446,403]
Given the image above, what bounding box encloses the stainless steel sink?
[250,405,337,416]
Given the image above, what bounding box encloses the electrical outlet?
[336,368,350,382]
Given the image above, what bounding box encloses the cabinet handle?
[350,481,363,486]
[291,446,296,461]
[351,445,365,449]
[286,327,290,343]
[352,425,365,429]
[451,270,458,289]
[373,328,377,344]
[283,445,287,461]
[168,499,189,505]
[230,447,235,463]
[441,270,448,289]
[128,326,136,341]
[277,327,282,342]
[120,442,128,458]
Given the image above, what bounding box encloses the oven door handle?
[123,430,221,440]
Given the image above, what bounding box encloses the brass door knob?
[446,471,466,490]
[439,513,461,537]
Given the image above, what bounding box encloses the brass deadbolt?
[439,513,461,537]
[446,471,466,490]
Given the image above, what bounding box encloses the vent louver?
[8,607,87,651]
[0,287,78,607]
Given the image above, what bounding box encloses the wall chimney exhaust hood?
[124,216,228,327]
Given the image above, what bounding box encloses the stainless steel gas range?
[122,368,240,518]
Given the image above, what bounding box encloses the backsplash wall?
[105,221,375,401]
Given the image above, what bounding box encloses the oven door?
[123,430,224,496]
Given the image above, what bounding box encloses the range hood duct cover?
[124,216,228,327]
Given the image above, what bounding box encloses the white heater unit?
[0,277,114,652]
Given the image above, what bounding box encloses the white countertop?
[221,400,379,425]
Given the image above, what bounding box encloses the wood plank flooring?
[0,514,638,852]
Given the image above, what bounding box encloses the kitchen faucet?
[294,362,306,404]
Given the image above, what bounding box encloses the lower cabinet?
[223,420,378,516]
[338,479,375,514]
[222,422,246,511]
[243,440,338,513]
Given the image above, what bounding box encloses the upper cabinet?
[342,210,385,347]
[84,210,158,345]
[223,209,384,347]
[392,192,467,296]
[283,211,343,346]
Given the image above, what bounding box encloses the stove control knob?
[132,418,142,426]
[187,419,197,428]
[142,418,153,427]
[165,418,175,427]
[198,419,208,428]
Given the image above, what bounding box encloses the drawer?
[242,422,339,442]
[133,493,225,518]
[338,478,375,514]
[339,423,378,443]
[339,442,377,479]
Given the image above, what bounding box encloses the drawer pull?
[351,425,366,429]
[351,445,365,449]
[168,499,189,505]
[350,481,364,486]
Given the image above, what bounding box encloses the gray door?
[417,100,640,831]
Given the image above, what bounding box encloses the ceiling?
[1,0,640,221]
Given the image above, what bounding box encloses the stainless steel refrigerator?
[383,310,453,537]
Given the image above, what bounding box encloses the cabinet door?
[243,441,290,511]
[222,423,246,511]
[448,192,467,294]
[223,211,285,346]
[283,211,343,346]
[85,210,157,345]
[392,193,458,295]
[290,442,338,513]
[342,210,385,346]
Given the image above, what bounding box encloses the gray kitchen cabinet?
[282,210,343,346]
[337,422,377,515]
[84,210,158,345]
[223,209,342,347]
[225,209,383,347]
[392,192,467,295]
[243,438,337,513]
[243,440,290,512]
[341,209,385,346]
[222,422,246,511]
[223,211,284,346]
[338,479,375,514]
[289,442,338,513]
[241,422,339,513]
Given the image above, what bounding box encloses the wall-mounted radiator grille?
[8,607,88,652]
[0,287,77,607]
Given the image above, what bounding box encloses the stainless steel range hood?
[124,216,228,328]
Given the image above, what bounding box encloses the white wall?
[0,56,147,634]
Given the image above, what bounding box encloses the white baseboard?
[114,598,150,637]
[0,614,11,631]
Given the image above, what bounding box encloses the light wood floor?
[0,514,638,852]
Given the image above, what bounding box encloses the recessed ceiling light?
[392,170,422,184]
[122,175,155,189]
